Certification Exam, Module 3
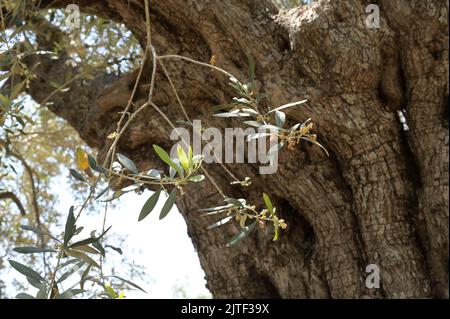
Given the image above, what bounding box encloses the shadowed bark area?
[13,0,449,298]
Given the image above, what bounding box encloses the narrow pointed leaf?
[72,244,100,254]
[69,169,86,182]
[116,153,139,174]
[69,226,111,248]
[208,216,233,229]
[109,275,147,293]
[188,175,205,182]
[138,190,161,221]
[153,145,183,177]
[267,99,307,114]
[262,193,274,215]
[64,206,76,246]
[9,260,45,283]
[177,145,190,173]
[224,197,244,207]
[106,245,123,255]
[66,249,100,269]
[275,111,286,128]
[159,188,177,220]
[226,222,257,247]
[13,246,57,254]
[300,136,330,156]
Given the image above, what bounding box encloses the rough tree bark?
[14,0,450,298]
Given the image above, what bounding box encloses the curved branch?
[0,191,26,215]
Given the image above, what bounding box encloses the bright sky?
[3,178,211,299]
[66,187,211,299]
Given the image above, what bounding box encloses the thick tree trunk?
[23,0,448,298]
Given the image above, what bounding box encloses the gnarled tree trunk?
[19,0,449,298]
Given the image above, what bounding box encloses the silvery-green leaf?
[208,216,233,229]
[13,246,57,254]
[116,153,139,174]
[147,169,161,179]
[69,169,86,182]
[243,121,263,128]
[159,188,177,220]
[275,111,286,128]
[267,99,307,114]
[224,197,245,207]
[9,260,45,283]
[138,190,161,221]
[188,175,205,182]
[226,222,258,247]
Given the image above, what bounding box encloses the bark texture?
[19,0,449,298]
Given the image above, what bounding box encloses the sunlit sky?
[3,177,211,299]
[60,183,211,299]
[76,192,210,298]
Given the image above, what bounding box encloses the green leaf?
[66,249,100,269]
[15,293,35,299]
[87,154,108,175]
[35,282,48,299]
[109,275,147,293]
[214,112,250,118]
[116,153,139,174]
[267,99,307,114]
[64,206,76,246]
[159,188,177,220]
[243,120,263,128]
[69,226,111,248]
[57,261,85,284]
[69,168,86,182]
[273,224,280,241]
[105,285,118,299]
[55,289,85,299]
[72,244,100,255]
[74,226,84,235]
[275,111,286,128]
[94,186,109,200]
[208,216,233,229]
[147,169,161,179]
[300,136,330,156]
[9,260,45,283]
[262,193,274,215]
[106,245,123,255]
[57,258,80,270]
[224,197,244,207]
[27,275,43,289]
[188,175,205,182]
[138,190,161,221]
[13,246,57,254]
[20,225,42,234]
[153,145,183,177]
[80,265,92,290]
[100,190,125,202]
[198,204,233,215]
[92,241,105,257]
[177,145,190,173]
[226,222,257,247]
